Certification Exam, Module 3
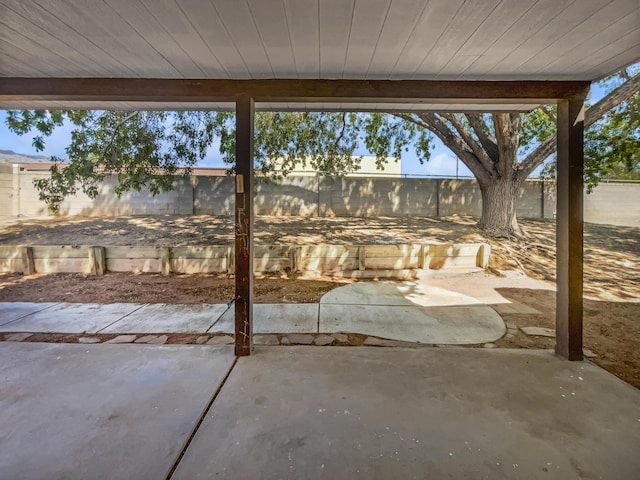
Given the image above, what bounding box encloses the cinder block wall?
[17,172,193,217]
[4,166,638,227]
[0,164,13,219]
[584,183,640,227]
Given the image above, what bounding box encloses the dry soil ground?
[0,215,638,387]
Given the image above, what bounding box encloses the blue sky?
[0,83,608,178]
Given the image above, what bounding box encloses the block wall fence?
[0,168,638,227]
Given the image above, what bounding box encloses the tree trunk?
[477,176,525,238]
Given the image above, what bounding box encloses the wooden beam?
[555,99,584,361]
[234,94,254,357]
[0,78,590,104]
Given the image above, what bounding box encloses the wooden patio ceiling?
[0,0,638,111]
[1,0,638,81]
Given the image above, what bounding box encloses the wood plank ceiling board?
[0,0,168,78]
[583,36,640,79]
[0,0,638,82]
[0,52,47,76]
[246,0,297,78]
[318,0,355,78]
[367,0,433,80]
[283,0,320,78]
[0,23,101,77]
[460,0,576,78]
[443,0,539,79]
[52,0,182,78]
[173,0,245,79]
[65,0,181,78]
[487,0,612,76]
[540,9,640,75]
[387,0,466,79]
[0,1,115,77]
[514,0,639,76]
[0,38,63,76]
[104,0,207,78]
[211,0,275,79]
[417,0,502,79]
[342,0,391,79]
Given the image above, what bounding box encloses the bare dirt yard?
[1,215,638,387]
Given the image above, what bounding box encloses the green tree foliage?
[535,68,640,191]
[5,109,431,213]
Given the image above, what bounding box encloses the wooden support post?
[555,98,584,361]
[88,246,106,275]
[235,95,254,357]
[160,247,171,276]
[21,246,34,275]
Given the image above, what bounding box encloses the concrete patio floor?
[1,343,638,479]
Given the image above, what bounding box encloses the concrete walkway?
[1,343,638,479]
[0,273,514,344]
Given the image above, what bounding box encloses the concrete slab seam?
[94,303,148,334]
[205,304,232,333]
[0,302,62,327]
[165,356,239,480]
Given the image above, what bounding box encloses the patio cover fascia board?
[0,78,590,106]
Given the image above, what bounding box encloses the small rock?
[195,335,209,345]
[507,328,518,335]
[280,337,290,345]
[287,334,314,345]
[254,334,279,346]
[505,322,518,330]
[314,335,335,346]
[521,327,555,338]
[505,333,515,340]
[5,333,33,342]
[135,335,160,344]
[332,333,349,343]
[363,337,403,347]
[105,334,137,344]
[483,343,497,348]
[206,335,234,345]
[78,337,101,344]
[583,349,597,358]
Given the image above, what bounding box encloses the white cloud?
[422,152,473,178]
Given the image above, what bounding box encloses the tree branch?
[440,113,496,176]
[413,113,492,182]
[101,111,140,162]
[539,105,556,123]
[333,112,347,149]
[518,72,640,179]
[585,73,640,128]
[464,113,499,160]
